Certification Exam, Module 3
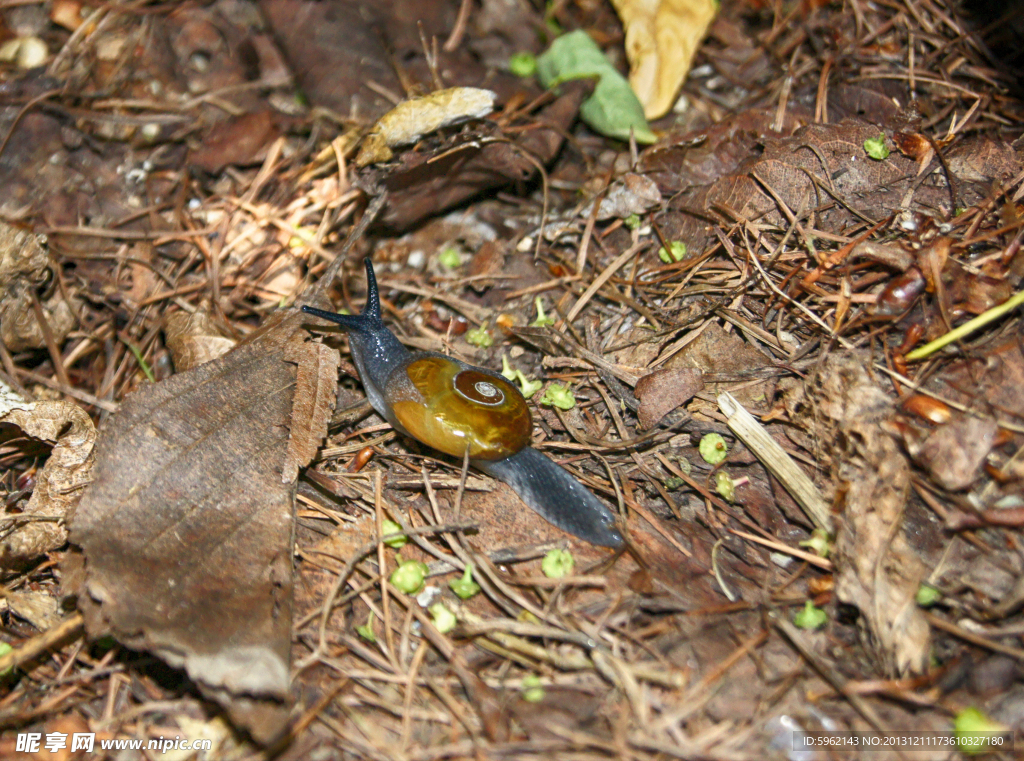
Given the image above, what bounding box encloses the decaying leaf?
[355,87,497,167]
[787,354,929,675]
[1,588,62,630]
[611,0,718,119]
[914,414,997,491]
[1,381,96,568]
[579,173,662,221]
[164,308,237,372]
[67,273,346,743]
[0,221,79,352]
[634,366,703,429]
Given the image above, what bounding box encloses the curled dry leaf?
[0,384,96,568]
[164,308,237,373]
[579,173,662,221]
[610,0,718,120]
[914,414,997,492]
[67,305,338,744]
[355,87,497,167]
[0,221,79,352]
[634,366,703,429]
[787,354,929,675]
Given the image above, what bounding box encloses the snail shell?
[386,355,531,460]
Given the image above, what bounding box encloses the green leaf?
[536,30,656,144]
[429,602,457,634]
[540,382,575,409]
[380,519,408,549]
[915,583,941,607]
[521,674,546,702]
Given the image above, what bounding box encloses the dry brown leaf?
[164,308,237,372]
[68,304,339,744]
[611,0,717,120]
[634,366,703,429]
[788,354,929,675]
[0,385,96,568]
[914,414,997,492]
[2,588,62,630]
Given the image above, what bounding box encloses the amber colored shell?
[387,355,531,460]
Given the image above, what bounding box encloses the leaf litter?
[0,0,1023,759]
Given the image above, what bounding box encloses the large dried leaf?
[788,354,929,675]
[164,308,237,372]
[0,386,96,568]
[68,306,337,743]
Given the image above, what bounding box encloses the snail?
[302,259,624,548]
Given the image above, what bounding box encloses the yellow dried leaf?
[610,0,717,120]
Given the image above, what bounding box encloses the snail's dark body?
[302,259,624,548]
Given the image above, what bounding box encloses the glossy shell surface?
[387,355,531,460]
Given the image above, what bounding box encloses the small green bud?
[449,564,482,600]
[540,382,575,409]
[429,602,457,634]
[531,297,555,327]
[438,246,462,269]
[465,324,494,348]
[390,559,430,594]
[714,471,735,502]
[916,583,942,607]
[541,548,574,579]
[509,52,537,78]
[381,519,408,549]
[521,674,545,702]
[699,433,728,465]
[624,213,642,230]
[355,611,377,643]
[799,529,832,559]
[658,240,687,263]
[864,135,890,160]
[515,369,543,399]
[793,600,827,630]
[501,354,517,381]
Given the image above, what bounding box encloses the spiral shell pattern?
[388,355,531,460]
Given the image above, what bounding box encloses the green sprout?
[429,602,457,634]
[515,370,543,399]
[916,583,942,607]
[864,135,890,160]
[438,246,462,269]
[699,433,728,465]
[509,52,537,78]
[658,240,687,263]
[465,323,494,348]
[449,564,482,600]
[624,213,642,230]
[355,611,377,643]
[540,382,575,409]
[501,354,517,381]
[381,519,408,549]
[541,548,574,579]
[521,674,546,702]
[714,471,735,502]
[390,559,430,595]
[799,529,832,559]
[793,600,827,630]
[531,297,555,328]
